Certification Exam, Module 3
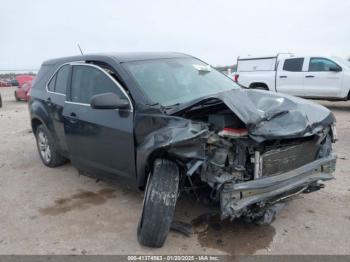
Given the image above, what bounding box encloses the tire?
[137,159,179,248]
[14,91,20,101]
[0,94,2,107]
[35,125,67,167]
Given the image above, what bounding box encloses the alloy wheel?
[38,131,51,163]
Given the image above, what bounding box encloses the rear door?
[276,58,305,96]
[302,57,343,98]
[62,63,136,178]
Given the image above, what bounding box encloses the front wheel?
[137,159,179,248]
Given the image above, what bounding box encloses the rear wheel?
[35,125,67,167]
[137,159,179,248]
[14,91,20,101]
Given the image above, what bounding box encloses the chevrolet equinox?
[29,52,337,248]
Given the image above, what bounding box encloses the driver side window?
[70,65,126,104]
[309,58,340,72]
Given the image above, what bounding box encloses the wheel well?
[249,82,269,90]
[31,118,43,134]
[139,149,168,190]
[139,149,182,190]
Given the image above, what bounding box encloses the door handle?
[279,76,288,78]
[70,112,77,118]
[305,75,315,78]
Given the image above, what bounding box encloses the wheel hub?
[38,131,51,163]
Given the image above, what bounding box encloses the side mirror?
[90,92,130,110]
[329,66,342,72]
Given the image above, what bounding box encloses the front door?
[63,63,135,178]
[302,57,343,98]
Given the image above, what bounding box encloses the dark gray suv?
[29,52,337,247]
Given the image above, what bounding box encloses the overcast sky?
[1,0,349,70]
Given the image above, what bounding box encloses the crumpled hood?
[172,89,335,141]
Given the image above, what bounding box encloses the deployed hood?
[169,89,335,142]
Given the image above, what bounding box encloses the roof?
[42,52,191,65]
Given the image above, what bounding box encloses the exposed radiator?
[261,140,320,176]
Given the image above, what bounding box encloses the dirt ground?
[0,86,349,255]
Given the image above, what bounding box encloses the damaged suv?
[29,52,337,248]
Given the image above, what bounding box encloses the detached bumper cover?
[220,154,337,217]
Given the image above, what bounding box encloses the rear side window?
[70,65,125,104]
[47,64,70,94]
[283,58,304,72]
[55,65,70,94]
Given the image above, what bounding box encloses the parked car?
[14,80,33,101]
[29,52,337,248]
[0,80,10,87]
[235,54,350,101]
[9,79,19,87]
[16,75,35,87]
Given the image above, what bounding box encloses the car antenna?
[77,43,84,55]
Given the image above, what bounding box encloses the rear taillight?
[233,74,239,82]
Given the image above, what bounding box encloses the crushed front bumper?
[220,154,337,218]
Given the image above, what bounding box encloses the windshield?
[123,57,240,106]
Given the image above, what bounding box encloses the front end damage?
[136,89,337,223]
[191,121,336,222]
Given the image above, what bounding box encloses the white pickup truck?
[234,55,350,101]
